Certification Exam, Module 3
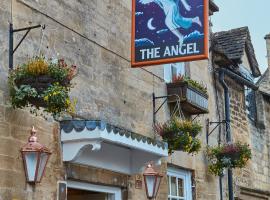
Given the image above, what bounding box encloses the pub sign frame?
[131,0,209,67]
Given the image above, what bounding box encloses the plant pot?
[218,152,241,162]
[167,81,208,115]
[27,97,47,108]
[15,75,70,93]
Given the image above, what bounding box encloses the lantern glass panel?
[24,152,38,182]
[37,152,49,182]
[154,176,162,197]
[145,175,155,197]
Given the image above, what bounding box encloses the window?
[245,87,257,121]
[164,62,186,83]
[239,65,257,121]
[167,167,192,200]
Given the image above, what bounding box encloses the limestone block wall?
[0,105,64,200]
[8,0,167,135]
[0,0,168,199]
[226,77,270,198]
[248,96,270,192]
[166,59,223,200]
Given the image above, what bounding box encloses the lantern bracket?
[9,23,45,69]
[206,119,228,144]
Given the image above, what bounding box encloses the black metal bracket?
[192,114,200,122]
[206,119,227,145]
[152,93,181,125]
[9,23,45,69]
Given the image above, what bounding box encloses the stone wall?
[0,106,64,200]
[0,0,167,199]
[265,35,270,67]
[0,0,270,200]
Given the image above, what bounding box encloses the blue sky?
[211,0,270,73]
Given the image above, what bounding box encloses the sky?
[211,0,270,74]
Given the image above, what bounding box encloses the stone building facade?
[0,0,269,200]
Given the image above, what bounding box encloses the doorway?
[68,188,112,200]
[67,181,122,200]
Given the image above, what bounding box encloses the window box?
[167,81,208,115]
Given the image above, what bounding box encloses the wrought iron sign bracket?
[206,119,228,145]
[9,23,45,69]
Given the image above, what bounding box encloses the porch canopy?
[61,120,168,174]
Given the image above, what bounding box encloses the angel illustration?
[139,0,202,46]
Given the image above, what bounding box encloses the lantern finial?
[29,126,38,142]
[143,162,163,199]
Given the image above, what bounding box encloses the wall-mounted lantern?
[21,127,51,183]
[143,163,163,199]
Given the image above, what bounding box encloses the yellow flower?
[44,96,49,101]
[65,99,71,105]
[26,58,48,76]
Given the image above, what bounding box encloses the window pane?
[171,176,177,196]
[164,64,172,83]
[178,178,184,197]
[164,63,185,83]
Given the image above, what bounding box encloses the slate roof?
[209,0,219,15]
[212,27,261,77]
[265,33,270,39]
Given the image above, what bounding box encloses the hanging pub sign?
[131,0,209,67]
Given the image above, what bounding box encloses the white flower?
[221,157,232,167]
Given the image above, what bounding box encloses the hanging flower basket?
[155,117,202,154]
[206,142,252,176]
[9,56,77,116]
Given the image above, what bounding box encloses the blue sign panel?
[131,0,209,67]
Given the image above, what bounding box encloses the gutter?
[218,68,259,90]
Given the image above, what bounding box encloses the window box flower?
[155,117,202,154]
[9,57,77,116]
[167,75,208,115]
[206,142,252,176]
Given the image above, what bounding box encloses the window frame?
[164,62,186,83]
[167,167,192,200]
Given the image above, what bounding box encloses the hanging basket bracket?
[9,23,45,69]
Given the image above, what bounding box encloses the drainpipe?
[218,68,258,200]
[219,70,233,200]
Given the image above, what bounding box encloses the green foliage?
[206,142,252,176]
[10,85,38,108]
[42,83,70,116]
[155,117,202,154]
[172,74,208,95]
[8,57,77,117]
[184,77,208,95]
[48,63,69,82]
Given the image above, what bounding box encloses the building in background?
[0,1,269,200]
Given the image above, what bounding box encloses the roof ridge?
[213,26,261,77]
[214,26,249,36]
